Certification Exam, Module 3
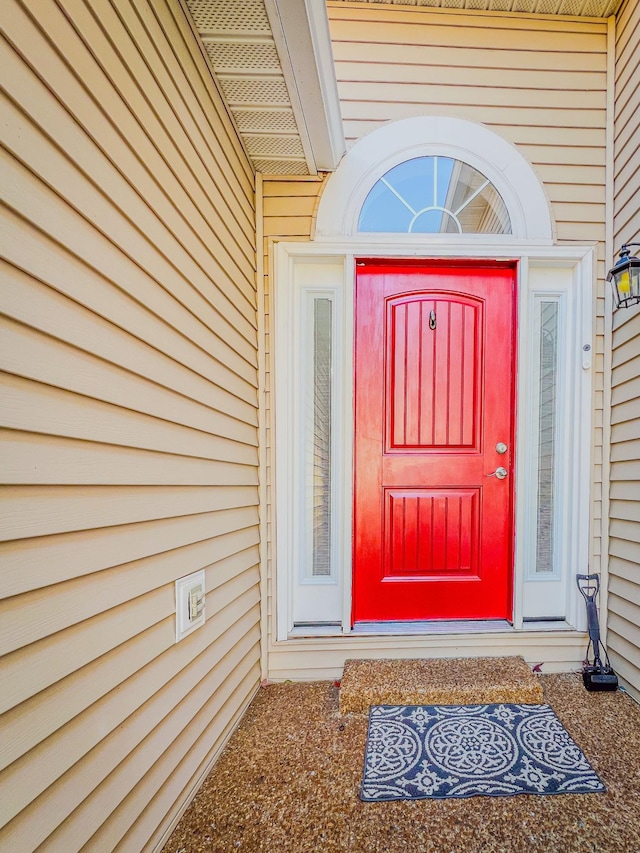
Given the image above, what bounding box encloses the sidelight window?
[306,297,333,579]
[534,300,560,576]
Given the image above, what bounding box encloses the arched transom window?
[358,156,512,235]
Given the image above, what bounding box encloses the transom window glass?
[358,156,512,235]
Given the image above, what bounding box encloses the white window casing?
[314,116,554,243]
[275,259,347,632]
[515,262,594,629]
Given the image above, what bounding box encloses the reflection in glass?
[358,156,511,235]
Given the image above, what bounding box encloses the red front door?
[353,261,516,623]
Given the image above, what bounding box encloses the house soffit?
[182,0,624,178]
[183,0,345,175]
[329,0,622,16]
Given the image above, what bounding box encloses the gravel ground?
[162,673,640,853]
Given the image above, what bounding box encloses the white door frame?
[273,240,595,641]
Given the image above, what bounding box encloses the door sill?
[351,619,575,635]
[352,620,513,635]
[287,619,574,639]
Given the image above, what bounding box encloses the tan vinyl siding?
[1,0,259,850]
[263,4,608,680]
[267,634,591,683]
[607,0,640,702]
[329,3,608,246]
[608,0,640,703]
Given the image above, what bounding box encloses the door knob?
[487,466,508,479]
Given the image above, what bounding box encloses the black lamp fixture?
[606,243,640,309]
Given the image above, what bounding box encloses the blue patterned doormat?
[361,703,605,801]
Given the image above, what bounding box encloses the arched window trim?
[314,116,554,242]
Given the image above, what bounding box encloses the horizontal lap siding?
[0,0,260,850]
[329,3,608,248]
[609,0,640,703]
[268,634,591,682]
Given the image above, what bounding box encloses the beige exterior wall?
[1,1,260,850]
[263,4,609,680]
[608,0,640,702]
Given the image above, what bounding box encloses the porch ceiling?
[183,0,345,175]
[183,0,623,178]
[329,0,621,15]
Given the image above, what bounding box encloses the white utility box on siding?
[175,570,206,642]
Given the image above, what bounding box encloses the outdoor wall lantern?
[607,243,640,309]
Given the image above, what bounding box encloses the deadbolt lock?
[496,442,508,454]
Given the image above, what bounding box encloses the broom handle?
[576,574,607,668]
[585,599,603,668]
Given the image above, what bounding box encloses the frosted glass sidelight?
[358,156,511,234]
[311,298,332,577]
[535,301,559,574]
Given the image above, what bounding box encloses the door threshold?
[287,619,575,639]
[352,620,513,635]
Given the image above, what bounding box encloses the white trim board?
[274,241,595,642]
[315,116,554,241]
[264,0,345,172]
